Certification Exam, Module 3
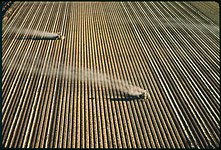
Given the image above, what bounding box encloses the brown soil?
[188,1,219,25]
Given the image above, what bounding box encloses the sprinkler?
[137,90,149,99]
[127,89,150,100]
[56,32,65,40]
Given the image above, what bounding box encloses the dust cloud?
[7,59,147,97]
[5,28,60,40]
[4,28,147,97]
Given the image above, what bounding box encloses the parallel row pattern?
[2,2,220,148]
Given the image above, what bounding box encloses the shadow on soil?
[89,97,144,101]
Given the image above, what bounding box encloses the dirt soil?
[188,1,219,25]
[2,1,17,29]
